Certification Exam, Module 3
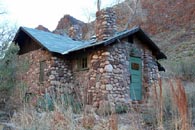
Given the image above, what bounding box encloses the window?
[131,63,140,70]
[39,61,46,82]
[78,55,88,70]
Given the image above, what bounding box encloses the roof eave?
[156,51,167,60]
[103,26,167,60]
[157,61,166,71]
[13,27,22,43]
[13,27,53,54]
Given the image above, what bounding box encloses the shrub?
[179,60,195,81]
[60,93,82,113]
[145,78,192,130]
[162,59,195,81]
[37,93,55,111]
[115,104,128,114]
[0,44,19,91]
[184,82,195,126]
[36,92,82,113]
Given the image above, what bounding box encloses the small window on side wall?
[77,55,88,70]
[39,61,46,83]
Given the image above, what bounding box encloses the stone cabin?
[13,8,166,107]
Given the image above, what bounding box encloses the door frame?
[129,56,142,100]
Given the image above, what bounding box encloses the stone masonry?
[71,39,160,107]
[17,7,161,108]
[68,25,82,40]
[95,7,117,41]
[48,56,74,98]
[19,49,75,104]
[19,49,52,95]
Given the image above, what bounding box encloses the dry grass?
[9,78,195,130]
[11,106,84,130]
[10,101,148,130]
[145,78,193,130]
[169,79,189,130]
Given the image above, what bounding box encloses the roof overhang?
[13,26,167,60]
[103,26,167,60]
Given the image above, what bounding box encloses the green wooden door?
[130,57,142,100]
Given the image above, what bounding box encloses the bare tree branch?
[97,0,101,11]
[0,22,17,58]
[124,0,140,30]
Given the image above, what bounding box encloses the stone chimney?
[68,25,82,40]
[95,7,117,41]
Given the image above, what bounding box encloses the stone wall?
[48,56,74,97]
[19,49,75,104]
[71,39,160,107]
[19,39,159,107]
[106,41,131,103]
[68,25,82,40]
[95,7,117,41]
[142,49,159,100]
[19,49,52,95]
[133,37,160,101]
[71,48,111,107]
[70,45,131,107]
[88,48,112,107]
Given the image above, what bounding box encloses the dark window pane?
[78,56,88,70]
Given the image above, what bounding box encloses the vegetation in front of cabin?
[0,0,195,130]
[1,35,195,130]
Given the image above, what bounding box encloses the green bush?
[37,93,54,111]
[36,92,82,113]
[0,44,19,91]
[185,83,195,126]
[115,104,128,114]
[164,59,195,81]
[178,60,195,81]
[62,93,82,113]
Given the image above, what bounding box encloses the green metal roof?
[13,26,166,59]
[14,27,92,54]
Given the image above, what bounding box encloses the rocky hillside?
[138,0,195,34]
[36,25,50,32]
[137,0,195,61]
[49,0,195,60]
[53,15,93,39]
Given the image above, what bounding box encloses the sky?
[1,0,124,31]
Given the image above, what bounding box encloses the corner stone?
[104,64,113,72]
[106,84,113,91]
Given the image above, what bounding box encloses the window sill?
[77,68,89,71]
[38,82,44,85]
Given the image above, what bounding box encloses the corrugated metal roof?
[15,27,92,54]
[66,26,140,53]
[13,26,166,59]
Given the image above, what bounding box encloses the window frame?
[77,55,88,71]
[39,60,46,83]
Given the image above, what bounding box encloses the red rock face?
[54,15,88,37]
[35,0,194,38]
[111,0,195,34]
[35,25,50,32]
[139,0,195,34]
